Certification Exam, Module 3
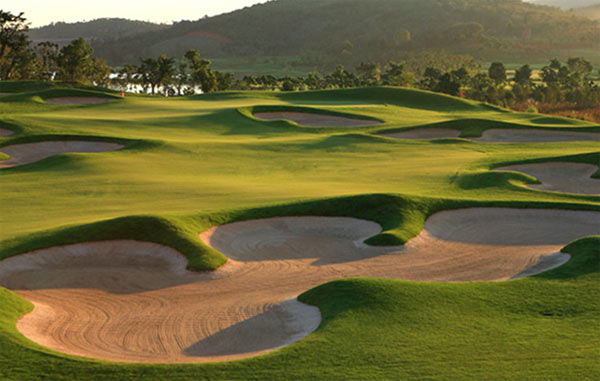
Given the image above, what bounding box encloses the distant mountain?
[572,3,600,19]
[89,0,598,67]
[526,0,600,9]
[28,18,167,45]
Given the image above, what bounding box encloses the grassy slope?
[0,84,599,379]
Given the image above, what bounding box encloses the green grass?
[0,84,598,379]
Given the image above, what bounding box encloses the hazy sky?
[2,0,266,27]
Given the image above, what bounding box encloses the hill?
[572,3,600,20]
[91,0,600,67]
[526,0,600,9]
[28,18,167,45]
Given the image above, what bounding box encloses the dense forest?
[28,18,167,44]
[87,0,599,67]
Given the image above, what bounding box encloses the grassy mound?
[278,86,482,111]
[0,214,226,271]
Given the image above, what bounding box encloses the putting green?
[0,85,599,379]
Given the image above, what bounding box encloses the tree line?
[1,10,598,121]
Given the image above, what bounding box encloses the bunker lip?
[254,111,381,127]
[44,97,112,105]
[2,209,598,363]
[0,141,124,168]
[496,162,600,195]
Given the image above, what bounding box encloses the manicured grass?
[0,85,598,379]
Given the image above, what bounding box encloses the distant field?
[0,83,598,380]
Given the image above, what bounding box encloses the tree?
[88,58,111,88]
[138,55,175,95]
[450,67,470,86]
[57,38,93,82]
[421,67,442,90]
[434,73,460,96]
[488,62,506,85]
[467,73,494,102]
[304,71,324,90]
[112,64,137,92]
[36,41,59,80]
[174,62,189,95]
[356,62,381,86]
[215,71,234,91]
[382,62,413,87]
[540,63,559,87]
[184,50,217,93]
[325,65,358,88]
[513,64,532,85]
[0,10,31,80]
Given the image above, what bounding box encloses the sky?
[2,0,267,28]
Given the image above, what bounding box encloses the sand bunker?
[254,111,380,127]
[497,162,600,195]
[380,128,461,140]
[473,129,599,143]
[45,97,111,105]
[0,128,14,137]
[1,208,598,363]
[0,240,320,363]
[380,128,599,142]
[0,141,124,168]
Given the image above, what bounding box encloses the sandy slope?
[473,129,600,143]
[380,128,461,140]
[380,128,599,142]
[0,141,124,168]
[497,162,599,195]
[45,97,112,105]
[1,208,598,363]
[254,111,380,127]
[0,128,14,137]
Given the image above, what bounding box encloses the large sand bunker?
[380,128,461,140]
[473,129,600,143]
[1,208,598,363]
[45,97,111,105]
[497,162,600,195]
[0,141,124,168]
[254,111,381,127]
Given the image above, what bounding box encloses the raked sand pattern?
[1,208,598,363]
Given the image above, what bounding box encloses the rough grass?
[0,84,599,379]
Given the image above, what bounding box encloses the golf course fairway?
[0,84,599,380]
